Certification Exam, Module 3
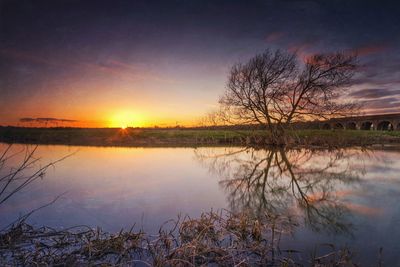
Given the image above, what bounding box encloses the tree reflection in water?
[195,147,367,235]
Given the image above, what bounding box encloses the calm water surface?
[1,143,400,265]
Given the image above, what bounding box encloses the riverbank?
[0,210,359,266]
[1,126,400,148]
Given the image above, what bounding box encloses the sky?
[1,0,400,127]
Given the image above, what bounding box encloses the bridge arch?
[377,121,393,131]
[321,123,331,130]
[333,122,344,129]
[346,122,357,130]
[361,121,373,130]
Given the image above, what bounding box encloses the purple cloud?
[349,88,400,99]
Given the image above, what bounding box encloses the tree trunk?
[269,124,286,146]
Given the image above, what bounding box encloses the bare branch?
[216,49,359,144]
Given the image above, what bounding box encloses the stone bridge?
[320,113,400,131]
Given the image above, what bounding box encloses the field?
[1,126,400,147]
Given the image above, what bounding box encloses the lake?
[1,143,400,265]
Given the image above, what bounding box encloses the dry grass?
[0,210,358,266]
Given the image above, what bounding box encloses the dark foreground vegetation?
[1,210,361,267]
[1,126,400,148]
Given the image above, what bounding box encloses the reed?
[0,210,359,266]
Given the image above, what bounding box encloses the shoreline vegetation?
[1,126,400,148]
[1,210,362,266]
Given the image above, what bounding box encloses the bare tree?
[219,49,359,144]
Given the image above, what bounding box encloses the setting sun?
[109,111,135,128]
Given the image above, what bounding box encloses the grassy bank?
[1,126,400,147]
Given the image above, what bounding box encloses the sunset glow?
[1,1,400,128]
[109,111,138,128]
